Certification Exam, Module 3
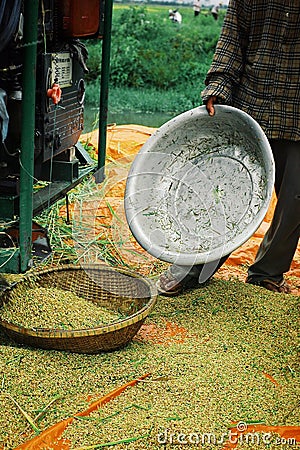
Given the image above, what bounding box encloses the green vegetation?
[85,4,225,115]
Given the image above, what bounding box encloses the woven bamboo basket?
[0,264,157,353]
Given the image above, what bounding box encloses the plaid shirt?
[201,0,300,141]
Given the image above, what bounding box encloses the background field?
[84,4,225,123]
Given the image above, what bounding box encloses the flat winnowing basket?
[0,264,157,353]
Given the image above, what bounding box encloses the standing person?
[193,0,201,17]
[202,0,300,294]
[211,4,220,20]
[157,0,299,296]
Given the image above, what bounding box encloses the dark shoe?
[156,272,184,296]
[246,276,292,294]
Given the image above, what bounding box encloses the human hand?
[206,96,217,116]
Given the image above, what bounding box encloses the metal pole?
[96,0,113,183]
[19,0,39,272]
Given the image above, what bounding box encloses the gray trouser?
[248,139,300,281]
[169,254,229,286]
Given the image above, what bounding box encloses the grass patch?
[85,84,205,114]
[85,3,224,114]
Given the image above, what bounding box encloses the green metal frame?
[96,0,113,183]
[0,0,113,273]
[19,0,39,272]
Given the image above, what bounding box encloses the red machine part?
[47,82,62,105]
[61,0,100,37]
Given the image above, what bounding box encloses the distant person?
[211,4,220,20]
[169,9,182,24]
[193,0,201,17]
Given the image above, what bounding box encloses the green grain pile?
[0,277,299,449]
[0,286,123,330]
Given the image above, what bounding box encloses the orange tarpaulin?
[84,123,156,161]
[81,124,300,289]
[15,374,150,450]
